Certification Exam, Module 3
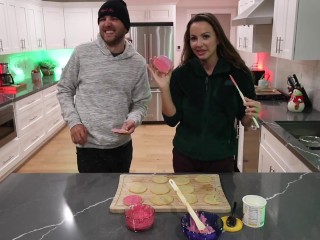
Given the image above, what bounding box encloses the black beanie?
[98,0,130,31]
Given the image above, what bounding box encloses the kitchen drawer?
[15,102,44,136]
[0,138,21,180]
[15,91,42,113]
[42,85,57,99]
[20,123,46,158]
[43,93,60,115]
[259,144,286,172]
[45,106,64,137]
[260,126,311,172]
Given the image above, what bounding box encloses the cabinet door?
[92,7,99,40]
[64,8,94,48]
[0,138,21,180]
[0,0,11,54]
[15,0,29,51]
[128,5,175,23]
[43,7,66,49]
[7,0,20,53]
[27,4,46,50]
[259,145,286,173]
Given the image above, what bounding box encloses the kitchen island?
[0,173,319,240]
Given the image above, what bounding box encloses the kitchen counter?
[259,101,320,171]
[0,173,319,240]
[0,75,60,108]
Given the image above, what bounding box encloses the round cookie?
[123,195,143,206]
[195,175,212,183]
[150,195,174,206]
[179,185,195,194]
[174,176,190,185]
[184,194,198,204]
[203,194,221,205]
[151,175,168,184]
[150,184,170,195]
[129,183,147,194]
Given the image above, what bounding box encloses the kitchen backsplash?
[0,49,73,83]
[240,52,320,112]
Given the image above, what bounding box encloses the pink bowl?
[125,204,155,232]
[153,55,173,73]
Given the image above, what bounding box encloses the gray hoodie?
[57,34,151,149]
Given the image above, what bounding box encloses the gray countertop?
[0,76,60,108]
[0,173,319,240]
[258,101,320,171]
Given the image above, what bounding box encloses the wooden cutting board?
[109,174,231,213]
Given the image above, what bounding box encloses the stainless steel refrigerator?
[127,22,174,122]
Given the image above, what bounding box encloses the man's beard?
[101,29,127,47]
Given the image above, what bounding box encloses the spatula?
[169,179,206,231]
[229,74,259,128]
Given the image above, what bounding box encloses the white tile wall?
[240,52,320,112]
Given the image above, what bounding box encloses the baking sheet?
[109,174,231,213]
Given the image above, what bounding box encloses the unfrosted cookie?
[179,185,195,194]
[150,195,174,205]
[184,194,198,204]
[195,175,213,183]
[129,183,147,194]
[150,184,170,195]
[151,175,168,184]
[174,176,190,185]
[203,194,221,205]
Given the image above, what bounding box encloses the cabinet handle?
[278,37,283,52]
[0,39,3,51]
[275,37,279,53]
[3,155,14,164]
[64,38,66,48]
[244,37,247,48]
[269,166,275,173]
[20,39,24,49]
[238,37,242,48]
[32,135,40,142]
[29,115,38,122]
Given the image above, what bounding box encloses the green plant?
[38,59,58,70]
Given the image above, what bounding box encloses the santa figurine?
[288,89,305,112]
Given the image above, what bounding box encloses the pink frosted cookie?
[112,128,129,134]
[123,195,143,206]
[153,55,173,73]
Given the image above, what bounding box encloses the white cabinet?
[15,91,45,158]
[271,0,320,60]
[128,5,175,22]
[0,0,11,54]
[26,3,46,50]
[43,6,66,49]
[7,0,29,52]
[258,125,311,173]
[42,85,64,138]
[236,0,272,53]
[92,7,99,40]
[0,138,21,181]
[64,8,94,48]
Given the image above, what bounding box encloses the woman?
[149,13,261,173]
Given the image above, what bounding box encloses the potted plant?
[38,59,58,76]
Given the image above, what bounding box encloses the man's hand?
[70,124,88,145]
[122,120,136,134]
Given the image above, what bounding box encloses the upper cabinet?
[7,0,30,53]
[236,0,272,53]
[0,0,11,54]
[128,5,175,23]
[271,0,320,60]
[43,6,66,49]
[26,3,46,50]
[64,8,94,48]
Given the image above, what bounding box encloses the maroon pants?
[172,148,234,173]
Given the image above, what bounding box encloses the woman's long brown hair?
[181,13,249,71]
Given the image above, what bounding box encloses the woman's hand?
[244,97,261,118]
[147,57,173,90]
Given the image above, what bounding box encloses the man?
[57,0,151,173]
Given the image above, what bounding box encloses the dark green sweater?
[163,58,255,161]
